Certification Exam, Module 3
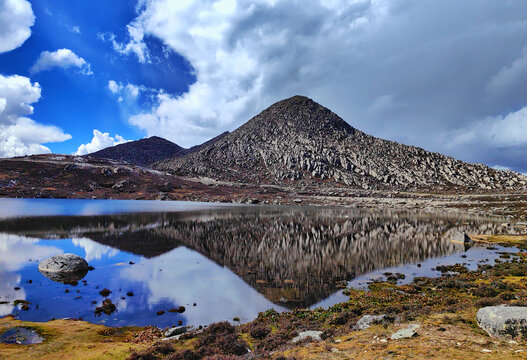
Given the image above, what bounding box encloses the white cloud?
[71,237,119,262]
[30,48,93,75]
[0,74,71,158]
[69,25,81,34]
[0,0,34,53]
[452,106,527,148]
[107,80,142,102]
[100,21,151,63]
[108,80,120,94]
[74,129,128,155]
[120,246,281,326]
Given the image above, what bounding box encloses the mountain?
[87,136,186,167]
[87,132,231,167]
[157,95,527,191]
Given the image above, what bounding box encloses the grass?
[0,317,146,360]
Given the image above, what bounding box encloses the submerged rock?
[38,254,89,283]
[477,306,527,339]
[94,299,116,316]
[390,324,420,340]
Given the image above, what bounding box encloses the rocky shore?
[1,155,527,222]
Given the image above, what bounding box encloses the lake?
[0,198,514,328]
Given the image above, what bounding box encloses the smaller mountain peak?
[146,136,166,141]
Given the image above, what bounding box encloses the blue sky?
[0,0,194,155]
[1,0,527,172]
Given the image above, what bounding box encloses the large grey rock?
[477,306,527,339]
[291,330,323,343]
[38,254,89,283]
[390,324,420,340]
[354,315,386,330]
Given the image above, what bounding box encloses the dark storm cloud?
[121,0,527,171]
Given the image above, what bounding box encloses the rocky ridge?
[88,136,186,167]
[87,132,231,167]
[158,96,527,192]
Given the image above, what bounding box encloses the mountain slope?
[157,96,526,191]
[87,136,186,167]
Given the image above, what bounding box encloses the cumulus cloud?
[0,74,71,158]
[115,0,527,170]
[99,21,151,63]
[74,129,128,155]
[0,0,34,53]
[30,48,93,75]
[71,237,119,262]
[452,107,527,148]
[108,80,142,102]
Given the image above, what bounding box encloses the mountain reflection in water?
[0,205,507,326]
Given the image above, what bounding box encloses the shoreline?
[1,155,527,221]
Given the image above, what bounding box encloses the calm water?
[0,198,516,328]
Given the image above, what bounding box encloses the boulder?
[353,315,386,330]
[164,326,188,338]
[390,324,420,340]
[477,306,527,339]
[291,330,323,343]
[38,254,89,283]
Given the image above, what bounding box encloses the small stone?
[99,289,111,297]
[481,349,492,353]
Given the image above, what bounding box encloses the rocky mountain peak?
[156,96,527,192]
[241,95,355,138]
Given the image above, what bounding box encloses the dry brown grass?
[0,316,145,360]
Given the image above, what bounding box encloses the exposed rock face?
[477,306,527,339]
[88,136,186,167]
[38,253,89,283]
[158,96,527,191]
